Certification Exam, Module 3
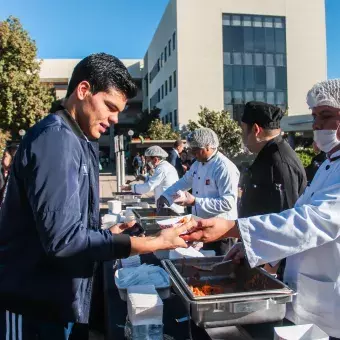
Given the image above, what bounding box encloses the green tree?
[147,119,180,140]
[134,108,160,137]
[187,107,243,159]
[0,129,11,152]
[0,16,55,138]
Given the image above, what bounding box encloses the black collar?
[330,155,340,163]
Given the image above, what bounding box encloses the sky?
[0,0,339,78]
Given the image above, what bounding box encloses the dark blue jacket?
[168,149,184,178]
[0,109,131,323]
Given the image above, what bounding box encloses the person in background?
[141,155,146,175]
[0,53,189,340]
[239,102,307,278]
[0,144,18,205]
[168,139,186,178]
[132,152,142,176]
[158,128,240,255]
[123,146,184,214]
[305,142,327,183]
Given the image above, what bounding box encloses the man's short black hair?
[66,53,137,99]
[174,140,183,148]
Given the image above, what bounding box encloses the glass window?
[276,54,285,66]
[168,40,171,56]
[276,67,287,89]
[243,16,252,27]
[165,115,169,124]
[255,91,265,102]
[224,52,231,64]
[264,17,273,28]
[244,66,254,89]
[169,112,173,126]
[234,104,245,122]
[173,32,176,50]
[232,91,243,104]
[244,27,254,52]
[232,15,241,26]
[254,28,265,51]
[267,92,275,104]
[233,66,244,89]
[224,65,233,89]
[162,85,164,99]
[266,66,275,89]
[169,76,172,92]
[223,26,244,52]
[165,80,168,95]
[274,17,284,28]
[174,109,178,127]
[157,89,161,102]
[245,91,254,103]
[223,14,231,26]
[253,16,262,27]
[255,66,266,89]
[276,91,285,105]
[161,53,164,67]
[266,54,274,66]
[164,47,167,62]
[173,70,177,88]
[224,104,233,116]
[244,53,253,65]
[232,52,242,65]
[265,28,275,52]
[275,29,286,53]
[224,91,232,104]
[255,53,264,66]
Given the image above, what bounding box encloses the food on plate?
[189,284,223,296]
[159,216,190,230]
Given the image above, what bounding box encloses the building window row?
[161,109,178,128]
[223,14,285,29]
[151,70,177,108]
[149,31,176,84]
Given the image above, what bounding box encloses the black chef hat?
[242,102,284,129]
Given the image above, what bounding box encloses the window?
[157,89,160,102]
[232,52,242,65]
[244,66,254,88]
[174,109,178,127]
[254,28,265,51]
[275,28,286,53]
[255,66,266,89]
[232,91,243,104]
[254,53,264,66]
[168,40,171,57]
[232,15,241,26]
[164,47,167,62]
[244,53,253,65]
[245,91,254,103]
[233,66,244,89]
[265,54,274,66]
[223,26,244,52]
[161,53,164,67]
[173,32,176,50]
[165,80,168,95]
[224,91,232,104]
[244,28,254,52]
[267,92,275,104]
[169,76,172,92]
[255,91,265,102]
[165,115,169,124]
[266,66,275,89]
[265,28,275,52]
[223,65,233,89]
[253,16,263,27]
[224,52,231,64]
[173,70,177,88]
[169,112,173,126]
[161,85,164,99]
[243,16,252,27]
[276,67,287,89]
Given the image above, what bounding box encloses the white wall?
[175,0,327,125]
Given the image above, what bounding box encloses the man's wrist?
[130,236,162,256]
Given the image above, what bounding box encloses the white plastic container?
[274,324,329,340]
[108,200,122,214]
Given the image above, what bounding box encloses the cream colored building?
[142,0,327,133]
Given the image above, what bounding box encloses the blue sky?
[0,0,339,78]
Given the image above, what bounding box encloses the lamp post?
[18,129,26,140]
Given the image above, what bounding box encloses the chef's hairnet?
[307,79,340,109]
[186,128,219,149]
[144,146,168,158]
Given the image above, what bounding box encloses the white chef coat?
[238,150,340,337]
[162,151,240,219]
[131,160,184,214]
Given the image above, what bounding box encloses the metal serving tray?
[162,257,295,328]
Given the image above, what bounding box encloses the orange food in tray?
[189,284,223,296]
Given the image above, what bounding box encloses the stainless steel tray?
[161,258,295,328]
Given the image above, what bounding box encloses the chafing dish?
[162,257,295,328]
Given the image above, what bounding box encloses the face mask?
[313,129,340,153]
[147,161,154,169]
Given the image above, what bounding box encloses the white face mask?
[147,161,154,169]
[313,129,340,153]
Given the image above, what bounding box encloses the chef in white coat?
[180,79,340,339]
[121,146,184,214]
[157,128,240,254]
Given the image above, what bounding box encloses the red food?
[189,284,223,296]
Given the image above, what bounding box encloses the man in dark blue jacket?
[0,53,189,340]
[168,140,185,177]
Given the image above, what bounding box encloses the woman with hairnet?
[121,146,184,214]
[158,128,240,255]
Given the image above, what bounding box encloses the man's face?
[177,144,184,153]
[190,147,211,162]
[1,152,12,170]
[312,105,340,138]
[75,82,127,139]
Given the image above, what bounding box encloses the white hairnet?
[144,146,168,158]
[186,128,219,149]
[307,79,340,109]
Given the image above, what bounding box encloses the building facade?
[142,0,327,133]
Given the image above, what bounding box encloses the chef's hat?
[144,146,168,158]
[186,128,219,149]
[307,79,340,109]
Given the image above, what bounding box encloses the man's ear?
[253,123,262,138]
[76,81,91,100]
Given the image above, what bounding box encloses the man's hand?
[172,191,195,206]
[180,218,239,243]
[109,220,136,234]
[121,185,132,191]
[224,242,245,264]
[157,195,170,211]
[126,179,134,185]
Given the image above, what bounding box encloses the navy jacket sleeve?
[168,150,177,167]
[22,126,131,262]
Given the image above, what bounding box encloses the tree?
[133,108,160,137]
[0,16,55,138]
[0,129,11,152]
[147,119,180,140]
[187,107,243,159]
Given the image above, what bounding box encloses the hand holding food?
[172,190,195,206]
